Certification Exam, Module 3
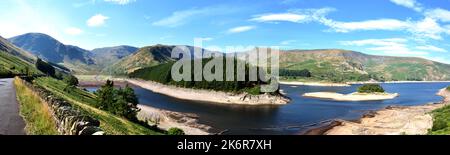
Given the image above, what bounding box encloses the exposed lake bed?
[80,80,450,135]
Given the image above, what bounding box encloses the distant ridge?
[277,49,450,81]
[8,33,94,65]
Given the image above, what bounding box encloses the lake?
[84,82,450,135]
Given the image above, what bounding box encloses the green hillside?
[0,36,40,77]
[104,45,175,75]
[278,49,450,82]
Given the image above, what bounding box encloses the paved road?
[0,78,26,135]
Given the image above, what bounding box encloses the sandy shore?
[280,81,351,87]
[127,79,290,105]
[137,105,214,135]
[322,88,450,135]
[303,92,399,101]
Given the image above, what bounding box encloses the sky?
[0,0,450,64]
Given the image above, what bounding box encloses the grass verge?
[14,77,58,135]
[34,77,163,135]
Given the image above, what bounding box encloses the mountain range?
[2,32,450,81]
[7,33,139,74]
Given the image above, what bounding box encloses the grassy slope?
[0,51,40,76]
[34,77,163,135]
[14,78,59,135]
[1,36,38,77]
[104,45,174,75]
[430,87,450,135]
[0,36,36,62]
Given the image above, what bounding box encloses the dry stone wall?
[19,77,104,135]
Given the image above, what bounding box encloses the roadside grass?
[34,77,163,135]
[14,77,59,135]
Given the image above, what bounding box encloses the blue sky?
[0,0,450,63]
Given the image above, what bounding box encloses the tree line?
[129,58,275,94]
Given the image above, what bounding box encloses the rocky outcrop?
[18,77,104,135]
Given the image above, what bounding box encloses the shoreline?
[348,81,450,84]
[126,79,291,105]
[279,81,351,87]
[280,80,450,87]
[302,92,399,101]
[309,88,450,135]
[137,105,214,135]
[77,75,291,105]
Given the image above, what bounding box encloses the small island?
[303,84,399,101]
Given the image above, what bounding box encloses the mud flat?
[321,88,450,135]
[303,92,399,101]
[127,79,290,105]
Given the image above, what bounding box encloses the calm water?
[85,82,450,135]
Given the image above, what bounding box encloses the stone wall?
[18,77,105,135]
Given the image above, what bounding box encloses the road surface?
[0,78,26,135]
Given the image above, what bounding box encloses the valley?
[2,32,450,135]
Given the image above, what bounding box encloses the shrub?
[35,58,55,77]
[447,86,450,91]
[357,84,385,93]
[63,75,79,86]
[280,69,312,77]
[432,118,448,131]
[167,128,185,135]
[95,80,139,120]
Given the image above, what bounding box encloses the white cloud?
[87,14,109,27]
[104,0,136,5]
[416,45,448,52]
[153,6,239,27]
[340,38,407,47]
[340,38,428,56]
[251,8,334,24]
[251,7,450,40]
[410,17,446,40]
[322,19,411,32]
[280,40,297,45]
[152,9,203,27]
[251,13,309,23]
[64,27,83,35]
[323,17,447,40]
[389,0,423,12]
[425,8,450,22]
[227,26,255,34]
